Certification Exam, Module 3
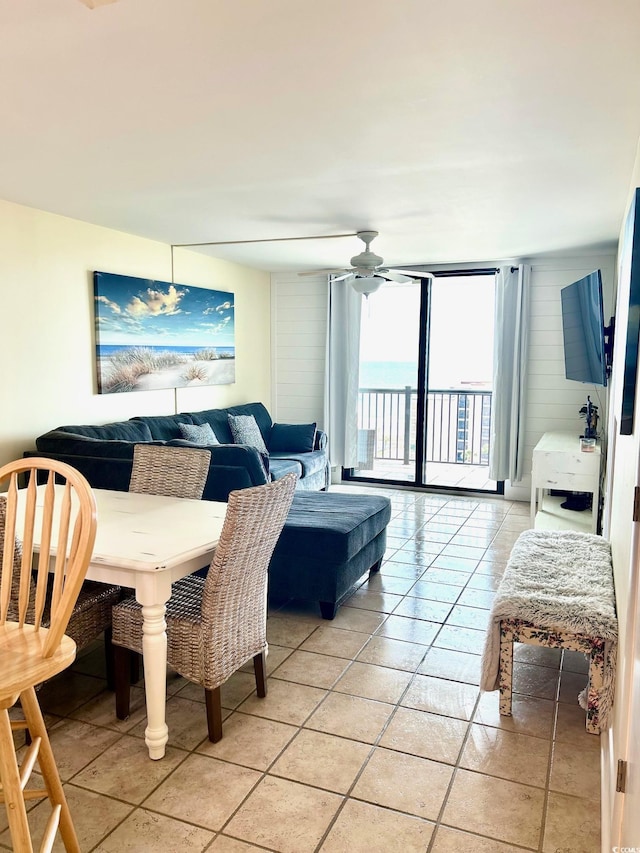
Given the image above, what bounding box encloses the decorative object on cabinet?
[579,396,599,439]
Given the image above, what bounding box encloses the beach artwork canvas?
[94,271,235,394]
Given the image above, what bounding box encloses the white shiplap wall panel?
[270,273,328,428]
[506,254,616,501]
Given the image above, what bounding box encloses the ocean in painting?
[98,344,235,357]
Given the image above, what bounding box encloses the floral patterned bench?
[480,529,617,734]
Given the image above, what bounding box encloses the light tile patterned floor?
[0,486,601,852]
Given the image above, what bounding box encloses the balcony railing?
[357,387,492,468]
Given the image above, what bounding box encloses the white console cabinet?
[530,432,601,533]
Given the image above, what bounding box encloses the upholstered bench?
[268,491,392,619]
[480,529,617,733]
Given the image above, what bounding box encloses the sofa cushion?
[269,422,316,453]
[129,413,194,441]
[273,492,392,564]
[178,422,220,445]
[269,449,328,480]
[269,458,303,481]
[190,402,272,445]
[228,414,268,455]
[53,421,153,442]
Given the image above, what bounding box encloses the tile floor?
[0,486,601,852]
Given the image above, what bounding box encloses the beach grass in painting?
[94,272,235,394]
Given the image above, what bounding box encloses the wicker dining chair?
[112,472,297,741]
[121,443,213,687]
[0,458,97,853]
[129,444,211,499]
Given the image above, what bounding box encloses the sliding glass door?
[347,271,498,492]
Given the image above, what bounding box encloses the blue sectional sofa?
[30,402,391,619]
[32,402,329,502]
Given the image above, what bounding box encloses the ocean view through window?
[350,273,497,492]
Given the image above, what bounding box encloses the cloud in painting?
[96,294,121,314]
[203,300,233,316]
[127,285,185,318]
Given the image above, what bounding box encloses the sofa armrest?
[314,429,328,451]
[35,430,159,460]
[166,440,270,501]
[24,450,133,492]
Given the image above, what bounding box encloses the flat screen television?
[560,270,609,387]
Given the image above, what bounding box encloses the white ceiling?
[1,0,640,272]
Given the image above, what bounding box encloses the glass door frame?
[343,267,504,495]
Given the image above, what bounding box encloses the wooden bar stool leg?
[0,706,34,853]
[20,688,81,853]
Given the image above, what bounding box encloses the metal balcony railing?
[357,387,492,468]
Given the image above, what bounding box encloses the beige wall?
[0,199,271,469]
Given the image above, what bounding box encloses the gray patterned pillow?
[178,422,220,445]
[227,414,268,455]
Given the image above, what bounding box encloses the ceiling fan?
[299,231,433,296]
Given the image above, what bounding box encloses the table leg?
[135,576,172,760]
[141,603,169,759]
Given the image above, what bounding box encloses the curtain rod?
[428,267,497,277]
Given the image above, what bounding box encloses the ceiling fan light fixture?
[351,275,385,297]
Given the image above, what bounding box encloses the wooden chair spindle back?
[0,458,97,658]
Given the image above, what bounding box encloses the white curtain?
[489,264,530,483]
[324,278,362,471]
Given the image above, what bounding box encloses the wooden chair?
[112,473,297,741]
[129,444,211,499]
[0,458,97,853]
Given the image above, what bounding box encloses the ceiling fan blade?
[387,268,435,279]
[332,272,355,283]
[378,270,413,283]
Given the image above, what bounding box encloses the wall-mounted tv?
[560,270,612,387]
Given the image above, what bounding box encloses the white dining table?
[19,486,227,760]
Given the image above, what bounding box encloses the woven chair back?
[129,444,211,499]
[0,458,97,659]
[201,473,297,681]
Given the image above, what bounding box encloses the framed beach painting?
[93,271,235,394]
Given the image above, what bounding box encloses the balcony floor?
[352,459,498,492]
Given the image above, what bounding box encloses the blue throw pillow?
[269,422,317,453]
[227,414,268,455]
[178,422,220,445]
